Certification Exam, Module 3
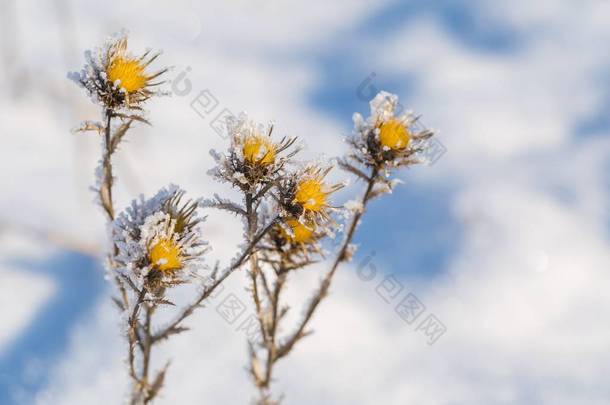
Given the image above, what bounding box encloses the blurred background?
[1,0,610,404]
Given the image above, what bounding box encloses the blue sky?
[0,252,103,404]
[304,0,526,279]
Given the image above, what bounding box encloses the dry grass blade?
[145,361,171,402]
[109,119,134,154]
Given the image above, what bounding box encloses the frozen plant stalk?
[69,33,272,404]
[213,91,436,404]
[69,32,437,404]
[69,32,181,404]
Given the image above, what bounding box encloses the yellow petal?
[107,57,147,93]
[243,136,276,165]
[295,178,327,212]
[149,239,182,272]
[280,219,314,243]
[379,119,410,150]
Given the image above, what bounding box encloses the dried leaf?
[99,182,113,218]
[114,113,151,125]
[338,159,371,181]
[112,296,125,311]
[109,120,134,154]
[147,361,171,401]
[147,298,175,306]
[72,121,104,134]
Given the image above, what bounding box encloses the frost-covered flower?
[295,177,328,212]
[277,164,344,222]
[243,134,276,166]
[113,185,207,293]
[208,112,298,191]
[379,118,410,150]
[69,32,167,110]
[350,91,434,168]
[268,218,320,261]
[261,208,340,263]
[258,212,323,263]
[279,219,315,244]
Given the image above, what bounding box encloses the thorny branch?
[239,183,288,404]
[97,108,164,404]
[278,167,379,359]
[97,109,131,320]
[245,192,269,346]
[151,215,280,343]
[247,166,380,404]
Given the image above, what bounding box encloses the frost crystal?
[343,200,364,213]
[112,185,208,291]
[208,111,298,191]
[344,90,436,172]
[68,31,167,111]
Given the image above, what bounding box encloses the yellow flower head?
[107,56,148,93]
[280,219,314,244]
[149,238,182,272]
[243,135,276,165]
[295,177,328,212]
[71,34,167,110]
[379,118,410,150]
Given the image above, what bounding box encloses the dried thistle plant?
[69,33,275,404]
[70,32,436,404]
[69,32,179,403]
[208,91,436,404]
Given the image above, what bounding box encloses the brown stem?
[142,304,154,383]
[127,289,146,403]
[98,109,129,312]
[249,164,380,403]
[261,271,286,392]
[242,189,287,403]
[277,166,378,359]
[246,192,269,347]
[151,216,279,343]
[101,109,115,220]
[98,109,154,404]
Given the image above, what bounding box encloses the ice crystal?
[112,185,208,292]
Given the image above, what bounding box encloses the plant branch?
[151,216,279,343]
[246,192,270,347]
[97,109,159,404]
[277,166,379,359]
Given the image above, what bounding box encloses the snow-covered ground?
[1,0,610,404]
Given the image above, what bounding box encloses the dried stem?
[99,110,131,312]
[248,166,380,403]
[277,166,378,359]
[100,110,115,220]
[97,109,162,404]
[242,187,289,403]
[261,270,287,398]
[246,192,269,346]
[151,216,279,344]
